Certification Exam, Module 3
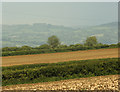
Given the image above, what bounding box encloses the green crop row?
[2,58,120,86]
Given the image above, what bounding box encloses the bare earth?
[2,75,119,91]
[2,48,118,66]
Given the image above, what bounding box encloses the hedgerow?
[2,58,120,86]
[2,43,118,56]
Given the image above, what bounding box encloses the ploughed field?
[2,48,118,66]
[3,75,119,90]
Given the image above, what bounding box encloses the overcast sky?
[2,2,118,27]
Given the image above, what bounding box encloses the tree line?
[2,35,119,56]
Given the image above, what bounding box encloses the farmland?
[2,3,119,91]
[2,48,119,90]
[2,48,118,66]
[3,75,119,90]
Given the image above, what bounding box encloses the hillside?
[2,22,118,47]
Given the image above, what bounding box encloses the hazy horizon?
[2,2,118,27]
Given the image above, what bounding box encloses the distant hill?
[2,22,118,47]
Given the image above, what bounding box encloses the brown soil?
[2,75,119,91]
[2,48,118,66]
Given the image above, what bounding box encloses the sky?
[2,2,118,27]
[1,0,119,2]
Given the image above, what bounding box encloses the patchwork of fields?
[2,48,119,91]
[2,48,118,66]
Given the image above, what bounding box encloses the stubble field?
[2,48,118,66]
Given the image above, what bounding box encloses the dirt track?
[2,48,118,66]
[2,75,119,90]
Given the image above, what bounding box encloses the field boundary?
[2,58,119,86]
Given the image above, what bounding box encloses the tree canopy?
[47,35,60,48]
[84,36,98,46]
